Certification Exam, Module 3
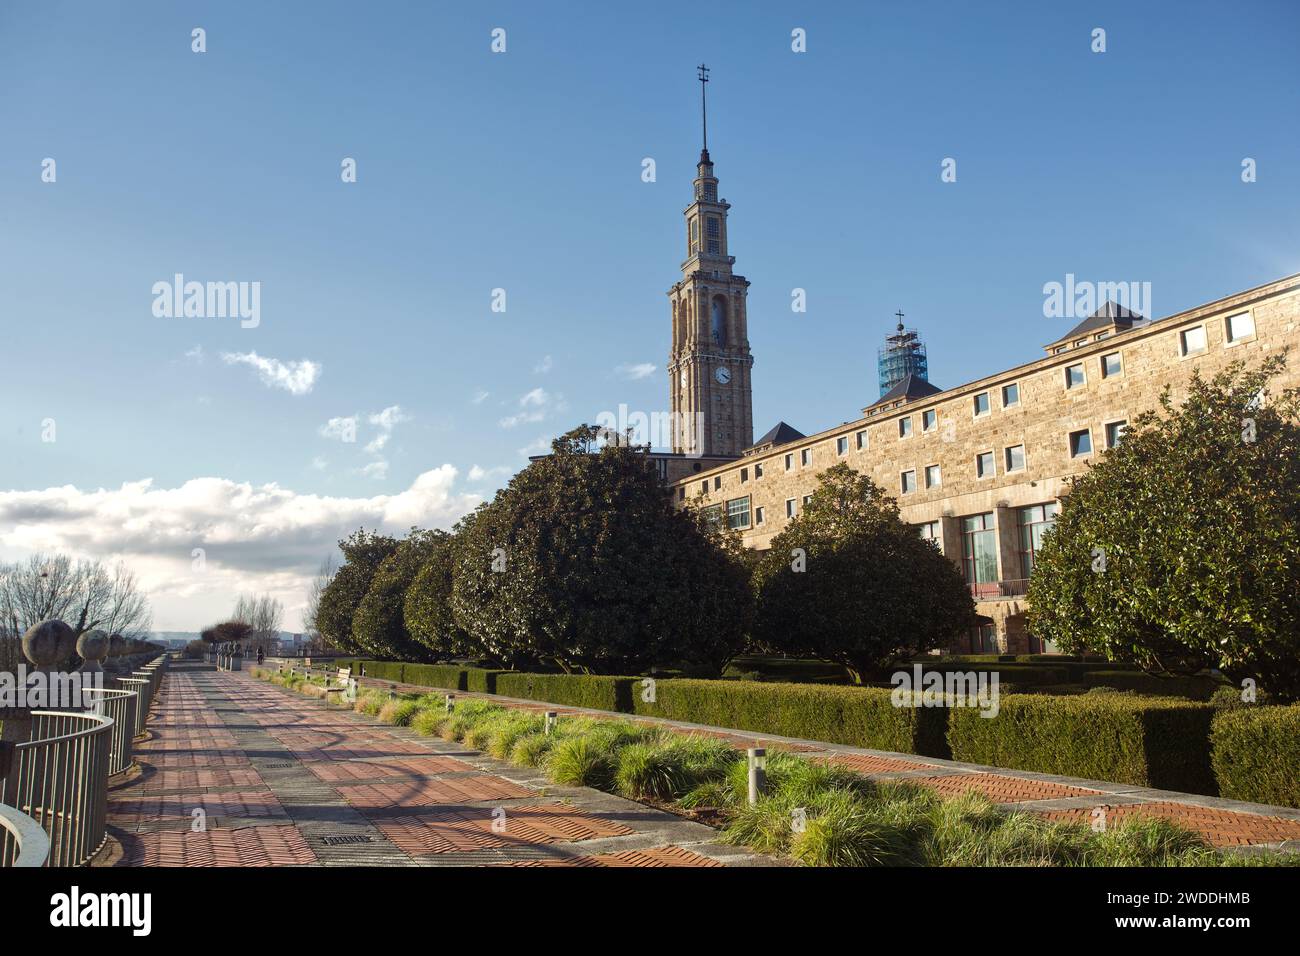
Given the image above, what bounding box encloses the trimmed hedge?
[494,673,636,712]
[947,694,1217,795]
[1211,705,1300,809]
[400,663,468,691]
[908,663,1071,686]
[465,669,508,694]
[1081,670,1223,701]
[632,679,951,759]
[359,660,405,682]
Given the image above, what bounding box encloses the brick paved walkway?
[101,665,771,867]
[354,672,1300,854]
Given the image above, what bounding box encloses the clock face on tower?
[715,366,731,385]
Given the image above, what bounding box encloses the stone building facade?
[670,271,1300,654]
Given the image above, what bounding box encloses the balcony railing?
[0,801,50,867]
[1,710,114,867]
[969,578,1030,599]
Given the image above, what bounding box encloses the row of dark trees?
[309,358,1300,699]
[312,426,976,677]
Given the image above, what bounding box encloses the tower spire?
[697,63,710,160]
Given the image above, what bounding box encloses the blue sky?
[1,0,1297,630]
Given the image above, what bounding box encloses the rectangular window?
[755,506,765,525]
[836,436,848,456]
[802,494,813,507]
[1101,352,1122,378]
[1105,420,1127,448]
[740,467,749,484]
[706,217,720,238]
[918,520,942,553]
[973,392,990,416]
[785,498,796,518]
[924,464,941,488]
[962,512,999,596]
[899,417,913,438]
[1069,428,1092,457]
[800,448,811,466]
[922,409,937,432]
[678,487,685,501]
[702,504,722,529]
[1017,503,1059,580]
[1065,363,1085,389]
[1180,326,1207,355]
[1002,383,1019,407]
[707,239,720,255]
[856,430,869,450]
[969,623,998,654]
[1004,444,1025,472]
[976,451,995,478]
[700,480,707,494]
[703,183,717,201]
[726,496,751,530]
[1226,312,1255,343]
[713,476,722,491]
[754,462,764,479]
[901,469,916,494]
[784,453,793,471]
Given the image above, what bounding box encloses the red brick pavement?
[302,755,476,783]
[116,825,318,867]
[1041,802,1300,848]
[910,771,1103,803]
[506,845,724,867]
[373,803,634,855]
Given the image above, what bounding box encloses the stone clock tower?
[667,66,754,457]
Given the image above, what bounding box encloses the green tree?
[1027,355,1300,701]
[352,528,441,661]
[752,462,976,682]
[451,425,751,674]
[314,529,399,655]
[402,525,477,661]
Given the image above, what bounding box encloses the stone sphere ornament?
[77,629,110,672]
[21,619,76,669]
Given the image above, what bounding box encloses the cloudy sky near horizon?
[1,1,1297,630]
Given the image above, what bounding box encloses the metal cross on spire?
[895,309,905,331]
[697,63,710,151]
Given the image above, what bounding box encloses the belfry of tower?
[666,65,755,458]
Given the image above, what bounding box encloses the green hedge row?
[631,679,951,759]
[494,673,636,712]
[947,694,1217,795]
[1211,705,1300,808]
[1081,670,1224,701]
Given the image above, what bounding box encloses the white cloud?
[319,416,358,442]
[516,436,552,458]
[534,355,553,374]
[468,464,512,482]
[221,351,322,395]
[615,362,657,380]
[471,389,490,405]
[365,405,410,453]
[184,345,204,363]
[499,388,565,429]
[360,460,389,480]
[0,468,481,631]
[310,456,328,470]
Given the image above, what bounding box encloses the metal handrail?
[1,710,113,867]
[116,677,151,739]
[0,801,50,867]
[82,687,138,775]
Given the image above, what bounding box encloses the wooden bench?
[323,667,354,703]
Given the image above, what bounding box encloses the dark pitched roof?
[1050,300,1145,345]
[749,421,805,449]
[871,373,942,407]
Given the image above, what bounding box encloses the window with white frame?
[1065,363,1085,389]
[1004,444,1026,472]
[1069,428,1092,457]
[1105,420,1127,448]
[900,470,916,494]
[1002,383,1019,407]
[899,416,913,438]
[856,430,869,450]
[973,392,990,417]
[801,448,811,467]
[785,498,796,518]
[1225,312,1255,344]
[755,506,765,525]
[1101,352,1122,378]
[976,451,995,478]
[924,464,941,488]
[922,409,937,432]
[1180,326,1207,355]
[836,436,848,456]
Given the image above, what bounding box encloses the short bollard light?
[747,748,767,806]
[445,693,455,714]
[544,711,558,736]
